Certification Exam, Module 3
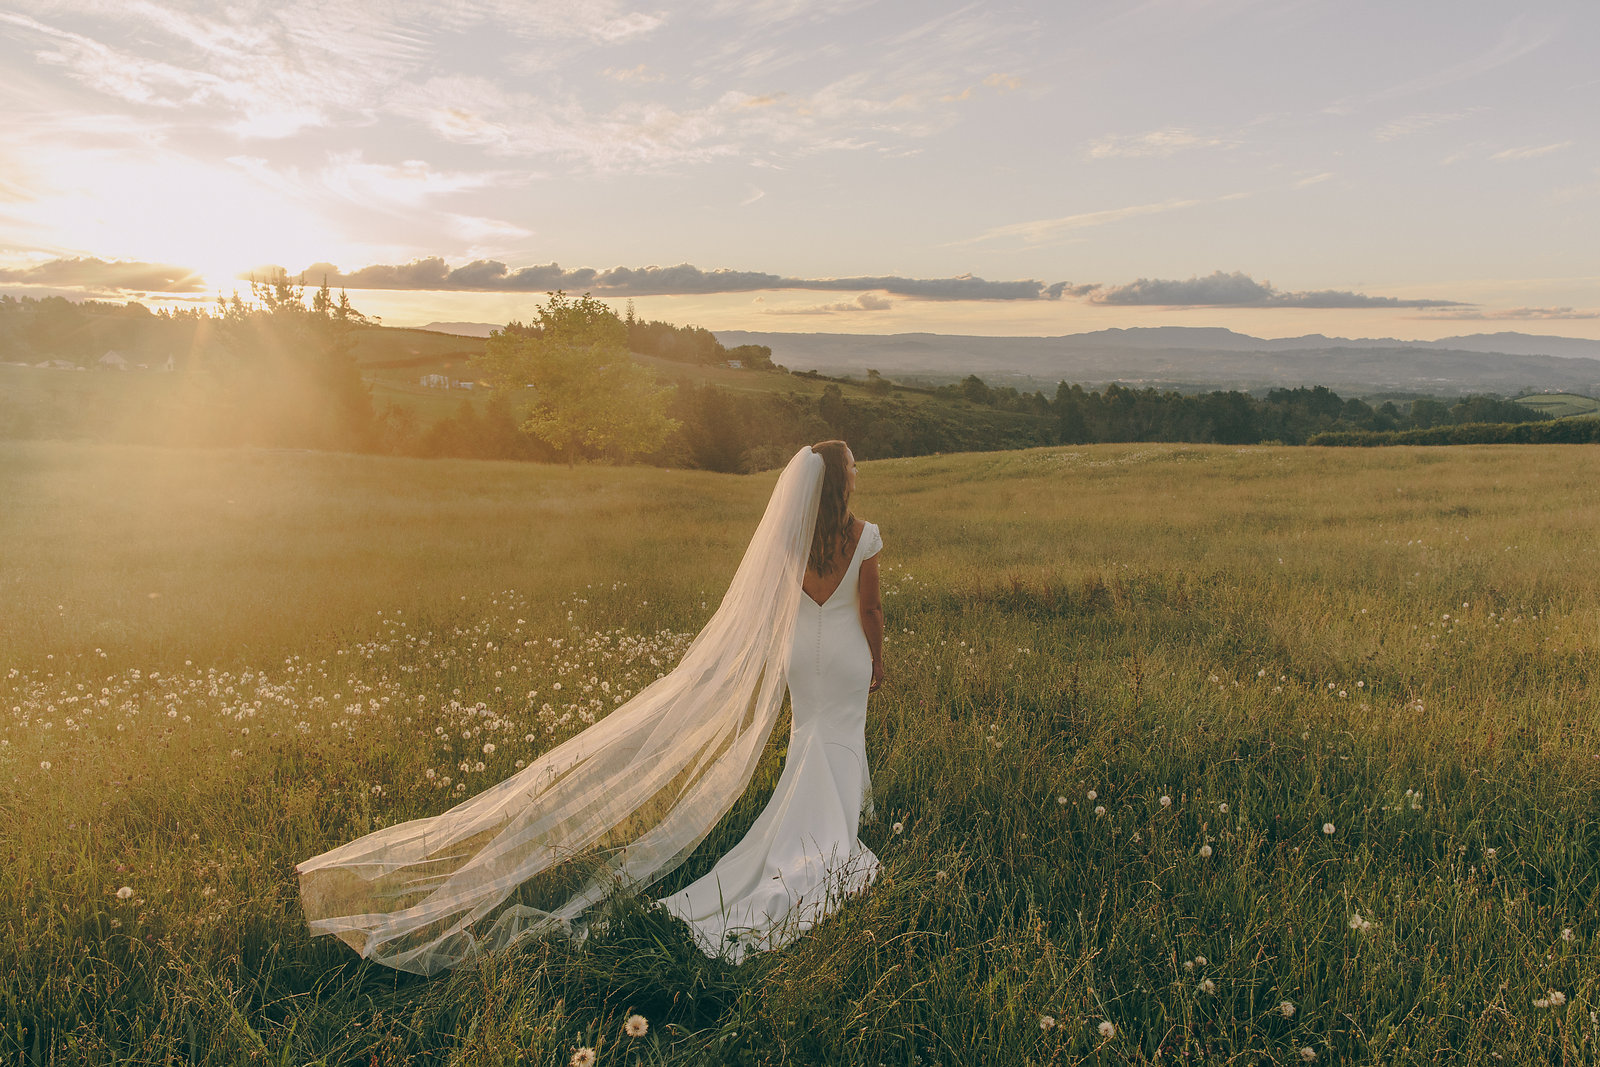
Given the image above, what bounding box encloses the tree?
[476,291,679,463]
[208,268,376,450]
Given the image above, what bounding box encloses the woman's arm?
[857,552,885,693]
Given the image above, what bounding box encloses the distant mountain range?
[416,322,1600,396]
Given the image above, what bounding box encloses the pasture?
[2,440,1598,1065]
[1513,393,1600,420]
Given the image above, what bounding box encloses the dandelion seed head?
[1199,978,1215,994]
[116,886,133,900]
[1280,1001,1296,1018]
[1087,790,1097,801]
[1098,1021,1117,1039]
[1300,1048,1317,1062]
[624,1014,649,1037]
[1323,823,1335,835]
[1160,795,1172,808]
[1095,806,1106,817]
[1039,1015,1056,1031]
[892,822,904,835]
[570,1049,596,1067]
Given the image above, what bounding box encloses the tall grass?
[2,440,1597,1065]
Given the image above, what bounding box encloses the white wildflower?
[1199,978,1215,994]
[1323,823,1335,835]
[1039,1015,1056,1031]
[1300,1048,1316,1062]
[1098,1020,1116,1039]
[624,1014,649,1037]
[892,822,904,835]
[1280,1001,1296,1018]
[1087,790,1097,801]
[1160,795,1172,808]
[570,1049,596,1067]
[1199,844,1212,858]
[116,886,134,900]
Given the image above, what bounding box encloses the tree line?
[3,289,1585,468]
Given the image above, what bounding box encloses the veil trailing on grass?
[296,446,826,975]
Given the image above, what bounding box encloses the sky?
[1,0,1596,340]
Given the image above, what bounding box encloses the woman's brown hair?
[808,440,855,575]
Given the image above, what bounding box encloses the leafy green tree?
[477,291,678,463]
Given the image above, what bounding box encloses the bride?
[296,440,886,973]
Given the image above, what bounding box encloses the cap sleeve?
[861,521,883,561]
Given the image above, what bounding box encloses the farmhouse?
[98,350,129,370]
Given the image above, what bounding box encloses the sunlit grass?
[3,440,1599,1065]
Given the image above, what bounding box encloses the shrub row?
[1310,419,1600,446]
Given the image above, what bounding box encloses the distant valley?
[419,323,1600,396]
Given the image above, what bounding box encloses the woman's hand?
[869,659,885,693]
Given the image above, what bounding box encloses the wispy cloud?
[763,292,893,314]
[1333,16,1557,112]
[1374,108,1482,142]
[960,198,1204,245]
[1491,140,1575,162]
[1087,127,1231,159]
[1418,305,1600,321]
[1088,270,1469,309]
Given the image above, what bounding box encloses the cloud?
[1374,108,1481,142]
[962,198,1204,245]
[1417,306,1600,321]
[1491,140,1575,161]
[763,292,894,315]
[1087,127,1231,159]
[1088,271,1469,309]
[1046,282,1100,299]
[602,64,666,83]
[290,258,1058,300]
[0,256,206,293]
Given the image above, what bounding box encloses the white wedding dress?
[657,521,883,962]
[296,447,874,976]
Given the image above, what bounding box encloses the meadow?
[2,440,1598,1066]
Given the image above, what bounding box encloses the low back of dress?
[656,520,882,960]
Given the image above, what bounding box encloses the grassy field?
[3,440,1599,1065]
[1513,393,1600,419]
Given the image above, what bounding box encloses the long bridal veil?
[296,447,826,975]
